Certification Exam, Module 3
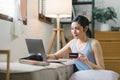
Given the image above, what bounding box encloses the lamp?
[45,0,72,56]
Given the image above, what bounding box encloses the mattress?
[0,59,74,80]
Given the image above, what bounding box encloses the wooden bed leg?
[0,50,10,80]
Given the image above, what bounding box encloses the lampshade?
[45,0,72,18]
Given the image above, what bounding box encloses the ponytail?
[86,28,92,38]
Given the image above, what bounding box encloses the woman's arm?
[90,39,105,69]
[47,39,75,59]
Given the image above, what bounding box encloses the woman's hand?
[77,52,90,65]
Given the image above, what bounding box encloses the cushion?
[69,70,119,80]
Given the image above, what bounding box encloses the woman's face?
[71,22,85,39]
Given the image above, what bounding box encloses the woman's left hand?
[77,52,90,65]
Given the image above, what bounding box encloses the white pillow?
[69,70,119,80]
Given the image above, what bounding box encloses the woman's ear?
[83,26,88,32]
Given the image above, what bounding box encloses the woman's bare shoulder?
[91,38,100,46]
[68,39,77,44]
[67,39,77,48]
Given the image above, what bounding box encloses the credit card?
[69,53,78,59]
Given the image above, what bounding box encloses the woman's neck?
[78,35,89,43]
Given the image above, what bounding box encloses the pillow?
[69,70,119,80]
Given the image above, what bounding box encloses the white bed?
[0,60,74,80]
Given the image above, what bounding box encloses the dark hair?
[72,15,92,38]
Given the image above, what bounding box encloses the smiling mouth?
[74,34,78,36]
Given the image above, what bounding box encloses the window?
[0,0,27,25]
[38,0,52,24]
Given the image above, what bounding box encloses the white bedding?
[0,59,74,80]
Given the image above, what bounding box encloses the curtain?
[20,0,27,25]
[10,0,24,39]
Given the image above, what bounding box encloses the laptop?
[24,39,50,66]
[25,39,66,64]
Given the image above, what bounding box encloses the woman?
[47,15,105,70]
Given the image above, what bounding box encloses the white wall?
[25,0,54,52]
[0,0,54,61]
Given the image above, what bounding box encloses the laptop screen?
[25,39,47,62]
[25,39,45,54]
